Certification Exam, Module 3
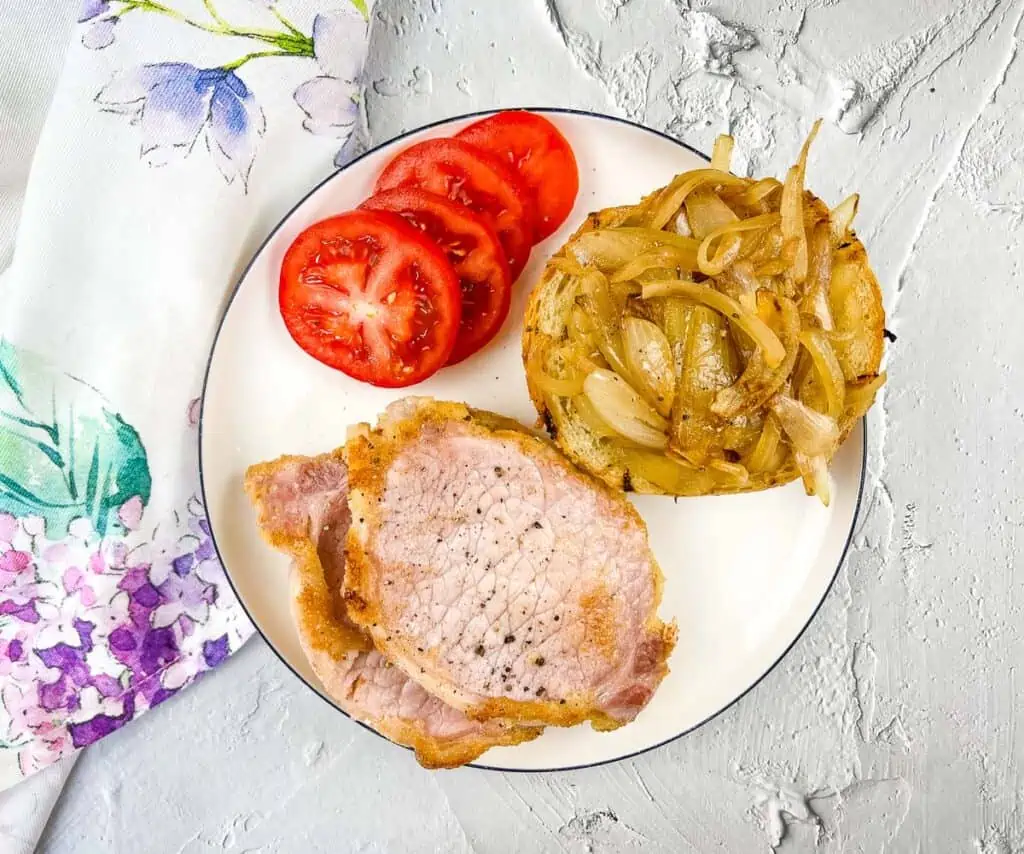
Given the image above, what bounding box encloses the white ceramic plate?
[200,109,865,772]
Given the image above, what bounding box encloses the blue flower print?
[79,0,108,16]
[96,63,266,187]
[79,0,119,49]
[293,7,367,138]
[81,1,369,188]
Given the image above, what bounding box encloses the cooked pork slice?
[343,399,677,731]
[244,452,540,768]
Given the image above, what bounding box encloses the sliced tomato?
[457,111,579,242]
[361,188,512,365]
[374,138,535,281]
[279,210,461,388]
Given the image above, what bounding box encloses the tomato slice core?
[361,188,512,364]
[279,210,461,387]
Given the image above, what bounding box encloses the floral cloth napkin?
[0,0,371,801]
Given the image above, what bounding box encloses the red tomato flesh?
[361,188,512,365]
[458,111,579,242]
[279,210,461,387]
[374,137,535,281]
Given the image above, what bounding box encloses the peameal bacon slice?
[244,451,540,768]
[342,398,677,731]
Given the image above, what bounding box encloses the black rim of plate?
[198,106,869,774]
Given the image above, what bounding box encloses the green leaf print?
[0,340,151,536]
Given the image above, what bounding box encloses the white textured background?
[14,0,1024,850]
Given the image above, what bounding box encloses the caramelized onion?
[642,280,786,368]
[803,221,835,329]
[696,212,781,276]
[610,245,700,283]
[535,120,883,501]
[780,120,821,284]
[534,371,585,397]
[830,193,859,244]
[622,316,676,417]
[710,134,734,172]
[571,228,701,270]
[622,449,715,494]
[572,393,620,439]
[771,393,839,457]
[685,188,740,240]
[795,451,831,506]
[799,328,846,418]
[711,294,800,418]
[646,169,748,230]
[745,414,783,473]
[739,177,783,207]
[583,370,669,449]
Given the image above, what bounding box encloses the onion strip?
[708,459,750,486]
[548,255,586,277]
[738,177,783,207]
[572,394,620,439]
[685,189,739,240]
[622,316,676,417]
[711,294,800,418]
[795,451,831,506]
[799,328,846,418]
[642,279,786,368]
[745,414,783,473]
[534,371,585,397]
[610,245,700,283]
[710,134,734,172]
[575,294,632,381]
[771,393,839,457]
[696,212,781,276]
[803,221,834,329]
[621,449,715,495]
[830,193,859,244]
[645,169,748,230]
[583,370,669,449]
[779,120,821,284]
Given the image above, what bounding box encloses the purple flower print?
[67,694,135,748]
[0,600,41,625]
[35,619,96,714]
[293,8,368,138]
[108,565,186,707]
[152,569,217,629]
[2,682,71,766]
[96,63,266,187]
[79,0,118,50]
[0,499,251,776]
[202,634,230,668]
[0,342,256,779]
